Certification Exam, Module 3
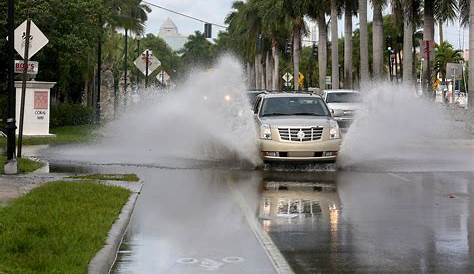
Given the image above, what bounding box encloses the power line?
[142,1,227,29]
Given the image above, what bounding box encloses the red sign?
[34,91,48,109]
[14,60,39,74]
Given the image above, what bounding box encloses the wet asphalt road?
[34,146,474,274]
[85,165,474,274]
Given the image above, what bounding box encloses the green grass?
[0,156,45,174]
[68,173,140,182]
[0,125,97,147]
[0,181,130,274]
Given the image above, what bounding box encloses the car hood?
[260,116,332,128]
[326,102,362,111]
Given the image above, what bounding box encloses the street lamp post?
[6,0,17,163]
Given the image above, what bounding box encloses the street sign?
[134,49,161,76]
[156,70,170,84]
[14,60,38,74]
[446,63,463,80]
[282,72,293,83]
[298,72,304,86]
[325,76,332,85]
[14,20,48,59]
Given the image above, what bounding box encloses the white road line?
[388,173,412,183]
[227,180,295,274]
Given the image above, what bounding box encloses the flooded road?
[31,145,474,274]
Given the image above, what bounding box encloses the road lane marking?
[388,173,412,183]
[226,180,295,274]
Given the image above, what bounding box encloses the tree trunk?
[331,0,339,89]
[317,13,328,90]
[293,27,301,90]
[272,38,280,91]
[469,0,474,109]
[359,0,369,83]
[439,22,444,43]
[403,17,414,85]
[423,0,435,95]
[249,62,256,89]
[372,1,384,80]
[265,51,272,90]
[344,5,353,89]
[255,54,262,89]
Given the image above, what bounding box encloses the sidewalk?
[0,174,63,205]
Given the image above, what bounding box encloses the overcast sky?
[143,0,469,49]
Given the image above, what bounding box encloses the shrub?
[50,103,94,128]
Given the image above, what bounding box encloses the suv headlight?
[329,120,341,139]
[260,124,272,140]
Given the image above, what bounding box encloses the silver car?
[253,93,342,162]
[323,89,362,129]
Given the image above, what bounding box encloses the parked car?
[322,89,362,129]
[253,93,342,162]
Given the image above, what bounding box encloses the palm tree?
[359,0,369,84]
[226,1,255,88]
[308,1,329,89]
[422,0,435,95]
[459,0,472,108]
[256,0,289,90]
[283,0,311,90]
[433,41,463,82]
[372,0,385,80]
[435,0,458,43]
[401,0,419,85]
[226,1,263,89]
[344,0,357,88]
[330,0,341,89]
[113,0,150,104]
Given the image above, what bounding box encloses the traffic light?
[285,40,293,54]
[312,43,318,57]
[204,23,212,38]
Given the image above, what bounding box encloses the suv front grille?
[278,127,323,142]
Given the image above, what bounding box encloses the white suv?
[322,90,362,129]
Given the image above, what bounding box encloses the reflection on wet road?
[258,171,474,273]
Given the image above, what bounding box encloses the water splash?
[47,56,261,168]
[338,82,473,172]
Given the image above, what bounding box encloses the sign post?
[157,70,170,86]
[17,19,32,159]
[134,49,160,89]
[14,19,48,158]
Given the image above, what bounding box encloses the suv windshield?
[260,97,330,117]
[326,92,361,103]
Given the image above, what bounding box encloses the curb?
[88,181,142,274]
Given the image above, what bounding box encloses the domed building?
[158,18,188,52]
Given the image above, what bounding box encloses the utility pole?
[5,0,17,165]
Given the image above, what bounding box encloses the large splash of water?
[47,56,261,168]
[338,82,473,172]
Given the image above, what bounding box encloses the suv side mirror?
[332,109,344,117]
